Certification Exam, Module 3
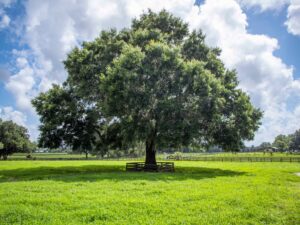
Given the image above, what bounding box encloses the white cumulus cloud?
[5,54,36,113]
[0,106,27,126]
[285,0,300,36]
[0,106,38,140]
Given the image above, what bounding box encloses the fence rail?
[177,156,300,162]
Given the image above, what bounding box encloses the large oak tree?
[33,10,262,164]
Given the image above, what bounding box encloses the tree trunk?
[85,151,88,159]
[145,137,156,165]
[0,149,8,160]
[100,146,107,158]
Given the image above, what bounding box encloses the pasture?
[0,161,299,225]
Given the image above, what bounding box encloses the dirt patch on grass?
[296,173,300,177]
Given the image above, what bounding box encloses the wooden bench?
[126,162,175,172]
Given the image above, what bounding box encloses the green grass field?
[0,161,299,225]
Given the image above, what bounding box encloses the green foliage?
[272,134,292,151]
[0,119,32,159]
[33,10,262,162]
[0,161,299,224]
[32,85,125,156]
[290,129,300,150]
[258,142,272,150]
[269,129,300,151]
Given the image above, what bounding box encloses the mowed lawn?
[0,161,299,225]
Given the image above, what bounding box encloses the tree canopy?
[259,129,300,152]
[0,119,33,159]
[289,129,300,150]
[32,84,124,158]
[272,134,291,151]
[32,10,262,164]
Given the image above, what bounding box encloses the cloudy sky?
[0,0,299,145]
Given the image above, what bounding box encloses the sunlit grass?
[0,161,299,224]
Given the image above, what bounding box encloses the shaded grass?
[0,161,299,225]
[0,164,245,183]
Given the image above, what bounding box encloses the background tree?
[272,134,291,151]
[289,129,300,150]
[33,10,262,165]
[257,142,272,151]
[0,119,33,160]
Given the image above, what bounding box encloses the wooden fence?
[178,156,300,162]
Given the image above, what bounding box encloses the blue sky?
[247,5,300,77]
[0,0,300,145]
